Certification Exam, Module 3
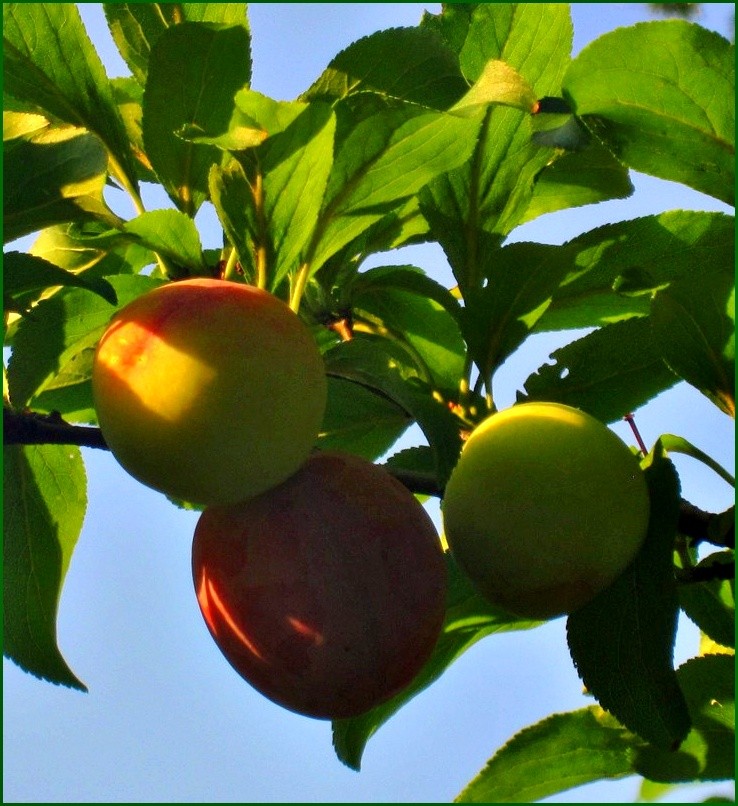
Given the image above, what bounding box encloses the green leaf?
[142,21,252,215]
[333,552,541,771]
[633,654,735,782]
[351,265,466,395]
[566,445,691,750]
[461,243,571,380]
[3,251,117,314]
[679,551,735,650]
[419,4,573,294]
[455,707,635,803]
[530,96,591,151]
[563,20,735,205]
[7,275,163,411]
[103,3,250,87]
[210,99,336,289]
[536,212,734,332]
[123,209,207,276]
[29,221,155,279]
[3,110,50,141]
[3,127,115,243]
[520,318,679,424]
[658,434,735,487]
[110,77,159,184]
[302,25,467,110]
[324,338,463,488]
[521,140,634,225]
[317,377,410,461]
[310,104,484,273]
[3,443,87,691]
[651,266,735,418]
[453,59,537,113]
[457,654,734,803]
[3,3,139,194]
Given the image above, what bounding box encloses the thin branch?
[4,409,735,552]
[3,409,108,450]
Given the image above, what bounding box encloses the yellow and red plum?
[92,278,326,505]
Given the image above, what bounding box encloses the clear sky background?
[3,4,735,803]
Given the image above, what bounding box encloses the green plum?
[442,402,651,619]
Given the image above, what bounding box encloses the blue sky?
[3,4,735,803]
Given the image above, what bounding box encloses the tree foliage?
[3,3,734,801]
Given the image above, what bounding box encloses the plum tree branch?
[3,408,108,450]
[4,408,734,552]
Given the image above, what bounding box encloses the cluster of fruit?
[92,278,651,720]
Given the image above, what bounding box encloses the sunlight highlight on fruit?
[92,278,327,505]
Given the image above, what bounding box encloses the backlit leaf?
[536,212,734,332]
[651,266,735,417]
[564,20,735,205]
[3,251,117,314]
[3,128,115,243]
[520,318,678,424]
[455,707,634,803]
[302,25,466,110]
[3,3,139,194]
[3,443,87,690]
[143,22,252,215]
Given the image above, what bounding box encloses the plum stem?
[624,412,649,455]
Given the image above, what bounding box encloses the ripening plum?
[92,278,327,505]
[442,402,650,620]
[192,451,447,719]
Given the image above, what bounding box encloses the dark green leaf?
[461,243,571,380]
[7,275,163,410]
[536,212,734,332]
[567,445,691,749]
[520,318,679,424]
[3,252,117,314]
[333,552,540,771]
[651,266,735,417]
[324,338,463,487]
[457,653,734,803]
[104,3,250,86]
[455,707,635,803]
[3,3,139,194]
[351,265,466,394]
[531,96,591,151]
[564,21,735,205]
[302,25,466,110]
[3,128,116,243]
[142,22,252,215]
[633,654,735,782]
[679,552,735,649]
[521,140,634,225]
[317,377,410,461]
[3,443,87,690]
